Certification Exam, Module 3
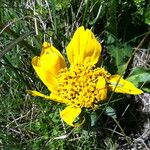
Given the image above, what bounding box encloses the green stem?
[111,117,131,144]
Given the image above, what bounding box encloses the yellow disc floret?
[56,65,111,108]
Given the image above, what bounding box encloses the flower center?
[56,65,110,108]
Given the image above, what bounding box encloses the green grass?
[0,0,150,149]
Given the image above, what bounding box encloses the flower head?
[28,26,143,126]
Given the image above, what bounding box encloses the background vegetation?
[0,0,149,149]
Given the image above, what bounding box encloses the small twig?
[33,0,38,35]
[53,129,74,140]
[6,110,31,127]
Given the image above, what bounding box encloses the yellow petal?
[40,42,66,76]
[27,90,65,103]
[96,76,107,100]
[108,75,143,94]
[27,90,51,98]
[60,106,82,126]
[32,42,66,92]
[66,26,101,66]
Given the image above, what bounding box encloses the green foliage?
[107,44,133,74]
[105,106,117,119]
[127,67,150,91]
[133,0,150,24]
[55,0,72,10]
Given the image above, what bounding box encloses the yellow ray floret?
[60,105,82,126]
[108,75,143,94]
[66,26,101,66]
[32,42,66,92]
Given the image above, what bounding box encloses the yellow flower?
[28,26,143,126]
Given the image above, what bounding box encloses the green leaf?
[127,67,150,87]
[105,106,117,119]
[90,111,97,127]
[0,31,34,59]
[0,24,39,55]
[142,87,150,93]
[108,44,133,74]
